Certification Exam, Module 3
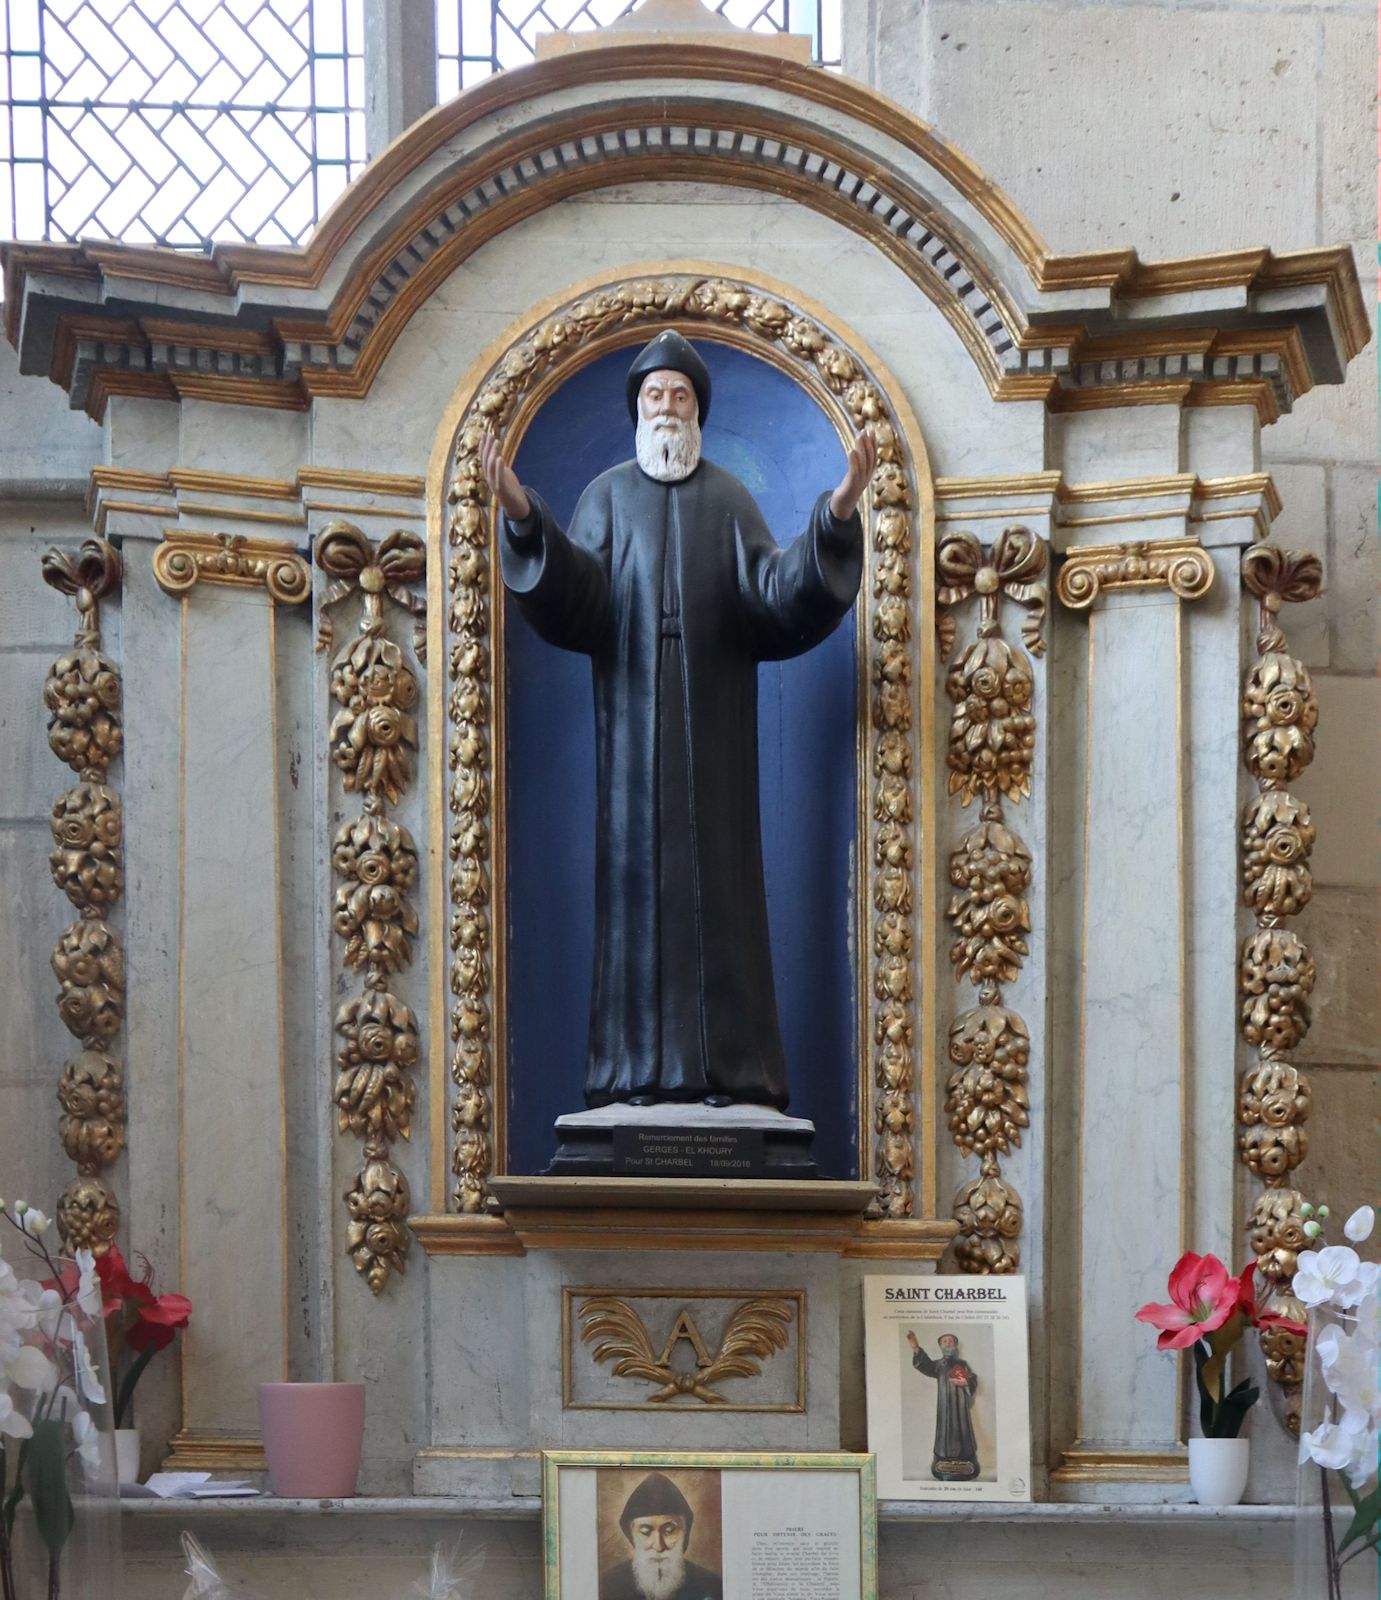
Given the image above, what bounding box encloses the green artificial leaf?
[1,1439,29,1537]
[1338,1482,1381,1553]
[1193,1343,1216,1436]
[1207,1381,1258,1438]
[26,1421,73,1557]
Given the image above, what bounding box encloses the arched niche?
[424,264,937,1234]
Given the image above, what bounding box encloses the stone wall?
[844,0,1378,1242]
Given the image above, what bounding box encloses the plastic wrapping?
[177,1532,483,1599]
[179,1533,270,1600]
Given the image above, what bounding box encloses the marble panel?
[523,1249,839,1451]
[1294,887,1380,1070]
[119,538,185,1454]
[178,585,288,1435]
[177,401,309,482]
[1078,593,1184,1449]
[1294,675,1380,888]
[1053,406,1182,492]
[1326,464,1378,673]
[105,395,180,475]
[1180,406,1260,482]
[0,826,72,1080]
[1303,1065,1381,1251]
[1183,552,1246,1266]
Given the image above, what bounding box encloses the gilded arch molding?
[421,263,938,1237]
[4,44,1365,423]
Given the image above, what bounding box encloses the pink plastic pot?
[257,1382,365,1498]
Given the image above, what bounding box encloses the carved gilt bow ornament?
[317,522,426,1293]
[1237,544,1323,1431]
[40,539,127,1254]
[935,527,1046,1273]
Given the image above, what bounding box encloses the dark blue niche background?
[504,341,859,1179]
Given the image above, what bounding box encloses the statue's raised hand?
[829,427,879,522]
[479,429,531,521]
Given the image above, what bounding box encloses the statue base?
[545,1101,818,1180]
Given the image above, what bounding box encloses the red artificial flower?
[96,1245,153,1318]
[126,1292,193,1354]
[1232,1260,1308,1338]
[1135,1251,1240,1350]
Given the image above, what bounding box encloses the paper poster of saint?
[595,1467,723,1600]
[863,1275,1031,1502]
[900,1323,996,1483]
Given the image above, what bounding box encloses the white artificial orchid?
[1344,1205,1377,1244]
[4,1341,57,1394]
[74,1248,101,1319]
[18,1280,64,1344]
[1300,1420,1356,1472]
[1295,1245,1371,1310]
[69,1407,102,1473]
[0,1392,32,1441]
[71,1326,106,1406]
[12,1206,51,1240]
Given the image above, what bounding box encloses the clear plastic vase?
[2,1258,121,1600]
[1294,1296,1380,1600]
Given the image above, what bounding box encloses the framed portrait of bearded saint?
[543,1450,877,1599]
[863,1276,1032,1502]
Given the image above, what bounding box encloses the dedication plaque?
[543,1450,877,1600]
[612,1126,766,1178]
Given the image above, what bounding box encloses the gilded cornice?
[3,45,1366,422]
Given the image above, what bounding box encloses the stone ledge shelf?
[413,1177,955,1256]
[117,1497,1344,1600]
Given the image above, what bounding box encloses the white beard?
[635,414,702,483]
[631,1547,688,1600]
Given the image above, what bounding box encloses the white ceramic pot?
[114,1427,141,1485]
[1188,1435,1249,1506]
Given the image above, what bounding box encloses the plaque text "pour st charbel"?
[612,1125,766,1178]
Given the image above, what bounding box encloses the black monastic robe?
[501,458,862,1109]
[912,1346,980,1467]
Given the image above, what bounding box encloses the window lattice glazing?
[436,0,840,96]
[0,0,365,249]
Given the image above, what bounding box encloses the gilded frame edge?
[422,258,938,1226]
[540,1448,878,1600]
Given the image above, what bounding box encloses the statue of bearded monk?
[480,330,875,1112]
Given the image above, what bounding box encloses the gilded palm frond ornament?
[317,521,427,1294]
[577,1295,795,1405]
[1237,543,1324,1431]
[40,537,126,1254]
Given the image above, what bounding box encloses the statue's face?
[629,1513,686,1554]
[939,1335,959,1354]
[638,369,697,422]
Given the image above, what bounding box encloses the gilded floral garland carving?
[935,526,1045,1272]
[441,274,923,1218]
[39,538,126,1254]
[317,522,426,1293]
[1236,544,1323,1430]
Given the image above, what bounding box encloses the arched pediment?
[2,41,1367,421]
